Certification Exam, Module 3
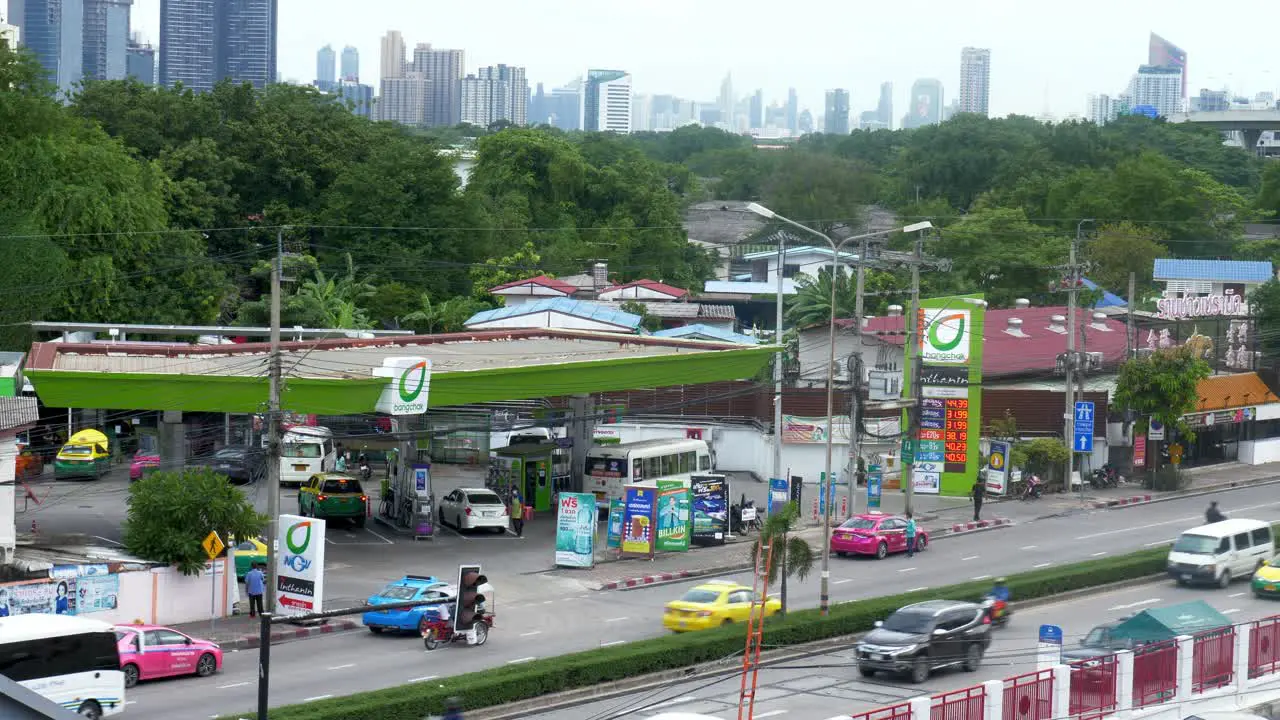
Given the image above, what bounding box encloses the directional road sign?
[1073,401,1095,454]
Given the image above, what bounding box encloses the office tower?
[160,0,276,91]
[718,72,733,127]
[786,87,798,134]
[460,64,528,127]
[82,0,130,81]
[336,80,373,118]
[216,0,275,89]
[749,89,763,130]
[125,37,155,83]
[340,45,357,82]
[17,0,84,94]
[159,0,212,90]
[1086,94,1119,125]
[379,30,403,80]
[377,72,428,125]
[958,47,991,116]
[1127,64,1182,118]
[528,82,547,125]
[902,78,944,128]
[876,81,893,129]
[582,69,631,133]
[315,44,335,89]
[651,94,682,131]
[824,89,849,134]
[1191,88,1229,113]
[411,44,464,127]
[1148,33,1186,103]
[548,77,582,130]
[631,93,652,132]
[798,108,813,134]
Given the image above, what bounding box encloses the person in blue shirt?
[990,577,1010,602]
[245,563,266,618]
[904,512,918,559]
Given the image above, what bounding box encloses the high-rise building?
[548,77,582,131]
[125,37,155,84]
[0,14,18,47]
[798,108,814,134]
[411,43,463,127]
[340,45,357,82]
[460,64,528,127]
[315,44,335,89]
[582,69,631,133]
[631,93,652,132]
[379,30,403,80]
[82,0,130,81]
[1086,93,1120,125]
[335,80,373,118]
[528,82,547,125]
[902,78,943,129]
[1148,33,1186,103]
[876,81,893,129]
[159,0,276,91]
[958,47,991,116]
[1191,88,1229,113]
[1127,64,1182,118]
[824,89,849,134]
[749,89,763,130]
[17,0,85,94]
[786,87,798,134]
[376,72,428,125]
[718,73,733,128]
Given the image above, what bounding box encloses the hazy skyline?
[125,0,1277,122]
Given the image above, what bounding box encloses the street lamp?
[746,203,932,617]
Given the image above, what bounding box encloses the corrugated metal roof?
[1080,278,1128,308]
[465,298,642,329]
[640,303,737,320]
[599,279,689,298]
[703,280,798,295]
[1153,259,1274,283]
[651,324,759,345]
[741,246,859,261]
[488,274,577,295]
[0,397,37,432]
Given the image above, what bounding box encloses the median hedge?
[222,544,1181,720]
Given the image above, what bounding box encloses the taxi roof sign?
[201,531,225,560]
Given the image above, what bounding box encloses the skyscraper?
[958,47,991,116]
[216,0,275,89]
[159,0,276,91]
[1127,64,1182,118]
[1148,33,1186,103]
[528,82,547,125]
[549,77,582,131]
[460,64,528,127]
[315,44,335,89]
[786,87,798,134]
[582,69,631,133]
[0,14,18,47]
[876,81,893,129]
[411,44,463,127]
[376,72,428,125]
[335,80,372,118]
[749,89,763,130]
[718,73,733,127]
[159,0,213,91]
[824,89,849,134]
[340,45,358,82]
[125,36,155,84]
[17,0,85,94]
[1087,94,1119,125]
[82,0,130,81]
[902,78,944,128]
[379,30,403,80]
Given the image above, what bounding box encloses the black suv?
[855,600,992,683]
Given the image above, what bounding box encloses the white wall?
[754,251,855,286]
[598,286,679,301]
[468,311,630,333]
[0,435,15,564]
[1241,438,1280,465]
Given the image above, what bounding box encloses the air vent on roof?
[887,305,903,317]
[1015,298,1031,309]
[1090,312,1112,331]
[1004,318,1027,337]
[1047,315,1067,334]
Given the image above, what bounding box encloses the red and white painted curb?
[949,517,1012,533]
[1091,494,1153,509]
[227,618,361,649]
[599,570,703,592]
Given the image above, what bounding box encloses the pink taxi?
[831,512,929,560]
[114,624,222,688]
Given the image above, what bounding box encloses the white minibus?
[280,426,336,486]
[585,438,713,510]
[0,614,125,718]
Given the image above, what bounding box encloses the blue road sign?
[1073,401,1095,454]
[1039,624,1063,645]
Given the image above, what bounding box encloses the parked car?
[361,575,454,634]
[1062,600,1231,663]
[437,487,509,533]
[298,473,368,527]
[855,600,991,683]
[230,536,268,579]
[190,445,267,484]
[114,624,222,688]
[832,512,929,559]
[128,430,160,481]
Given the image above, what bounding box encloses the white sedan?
[438,488,509,533]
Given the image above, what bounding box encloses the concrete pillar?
[1175,634,1195,702]
[1115,649,1134,713]
[982,679,1004,720]
[567,394,595,494]
[1235,623,1252,691]
[1052,664,1072,718]
[159,410,185,471]
[908,696,931,720]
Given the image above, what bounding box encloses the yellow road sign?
[202,531,225,560]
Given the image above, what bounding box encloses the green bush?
[224,545,1176,720]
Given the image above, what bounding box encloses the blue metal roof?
[650,324,760,345]
[1153,259,1274,283]
[464,298,642,329]
[1080,278,1128,308]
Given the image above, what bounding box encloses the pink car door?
[881,518,907,552]
[136,630,169,678]
[117,630,146,677]
[146,629,198,676]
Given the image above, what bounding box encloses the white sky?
[128,0,1279,120]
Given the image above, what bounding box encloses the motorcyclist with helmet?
[984,577,1011,626]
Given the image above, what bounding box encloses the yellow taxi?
[662,580,782,633]
[1252,556,1280,598]
[231,536,268,580]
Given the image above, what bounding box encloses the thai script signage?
[1156,294,1248,320]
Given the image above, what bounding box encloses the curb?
[222,619,362,650]
[598,518,1014,592]
[1091,494,1153,509]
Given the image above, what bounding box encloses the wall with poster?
[906,295,985,496]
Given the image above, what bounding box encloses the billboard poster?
[1133,434,1147,469]
[606,499,624,549]
[554,492,597,568]
[76,575,120,614]
[767,478,789,515]
[905,295,985,497]
[0,578,77,616]
[690,475,728,546]
[275,514,327,617]
[782,416,852,444]
[985,441,1010,496]
[621,484,656,555]
[655,480,691,552]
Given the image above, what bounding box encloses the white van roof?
[283,426,333,439]
[1187,518,1271,536]
[0,614,114,643]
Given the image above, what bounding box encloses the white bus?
[280,426,336,487]
[0,614,125,718]
[585,438,713,510]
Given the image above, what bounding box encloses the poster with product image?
[655,480,690,552]
[554,492,597,568]
[621,484,656,556]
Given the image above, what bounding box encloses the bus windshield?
[586,456,625,477]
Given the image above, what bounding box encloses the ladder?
[737,540,774,720]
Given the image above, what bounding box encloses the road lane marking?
[1230,592,1246,598]
[962,556,980,561]
[1108,598,1161,611]
[520,631,542,637]
[303,695,333,703]
[126,701,137,705]
[327,663,355,670]
[218,682,250,689]
[1033,562,1052,568]
[756,712,789,719]
[543,600,553,605]
[1020,545,1037,550]
[972,575,991,581]
[507,657,537,664]
[907,586,929,593]
[1091,552,1107,557]
[898,567,917,573]
[1224,609,1242,614]
[408,675,439,683]
[601,640,627,646]
[834,578,853,584]
[1145,539,1175,547]
[605,616,629,622]
[1076,516,1200,540]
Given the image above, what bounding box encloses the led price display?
[943,398,969,473]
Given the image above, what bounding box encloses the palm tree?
[293,254,375,329]
[786,267,855,328]
[403,294,485,334]
[752,502,814,616]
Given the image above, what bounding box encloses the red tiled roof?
[488,274,577,295]
[599,279,690,299]
[844,305,1129,378]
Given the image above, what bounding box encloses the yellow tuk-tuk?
[55,429,111,480]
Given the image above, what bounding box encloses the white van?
[280,426,336,487]
[1168,519,1274,588]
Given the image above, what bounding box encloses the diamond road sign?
[1073,401,1095,454]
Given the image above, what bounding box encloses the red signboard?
[944,398,969,473]
[1133,435,1147,469]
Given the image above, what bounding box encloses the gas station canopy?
[25,329,777,413]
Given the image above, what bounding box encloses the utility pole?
[847,237,868,520]
[773,232,786,513]
[264,228,287,613]
[1127,272,1137,359]
[1063,220,1092,493]
[903,233,923,517]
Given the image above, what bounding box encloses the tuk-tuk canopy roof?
[1113,600,1231,643]
[67,429,108,448]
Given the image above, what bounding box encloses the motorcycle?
[1019,474,1043,501]
[981,595,1011,628]
[421,614,493,650]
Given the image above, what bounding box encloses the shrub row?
[223,544,1180,720]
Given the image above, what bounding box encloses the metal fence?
[931,686,986,720]
[1251,616,1280,679]
[1002,669,1054,720]
[849,702,914,720]
[1132,640,1179,707]
[1068,656,1118,720]
[1193,627,1236,693]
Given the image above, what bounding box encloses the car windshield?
[679,589,723,604]
[322,478,362,494]
[1172,534,1218,554]
[882,610,934,634]
[1082,627,1120,647]
[137,434,159,455]
[284,443,322,458]
[840,518,878,530]
[467,493,502,505]
[215,448,245,460]
[378,585,420,601]
[114,630,130,642]
[62,445,92,456]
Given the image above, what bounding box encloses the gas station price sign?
[943,398,969,473]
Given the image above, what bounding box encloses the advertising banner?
[1133,434,1147,469]
[867,464,883,509]
[690,474,728,546]
[606,499,624,549]
[554,492,597,568]
[767,478,789,515]
[655,480,691,553]
[76,575,120,614]
[621,485,656,555]
[782,416,852,444]
[985,441,1010,496]
[0,578,77,616]
[275,514,327,617]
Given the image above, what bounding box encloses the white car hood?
[1168,551,1214,566]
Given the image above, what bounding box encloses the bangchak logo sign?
[374,356,431,415]
[919,309,971,364]
[274,514,326,616]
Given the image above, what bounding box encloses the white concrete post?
[1115,649,1135,714]
[909,695,932,720]
[982,680,1004,720]
[1052,664,1072,719]
[1235,622,1253,690]
[1176,634,1195,702]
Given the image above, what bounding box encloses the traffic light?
[455,564,486,632]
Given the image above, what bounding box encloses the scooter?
[1019,475,1043,501]
[981,595,1012,627]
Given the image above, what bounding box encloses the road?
[121,482,1280,720]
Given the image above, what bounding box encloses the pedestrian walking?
[509,490,525,537]
[904,511,917,558]
[245,562,266,618]
[971,479,985,522]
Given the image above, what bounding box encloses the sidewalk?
[165,610,362,650]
